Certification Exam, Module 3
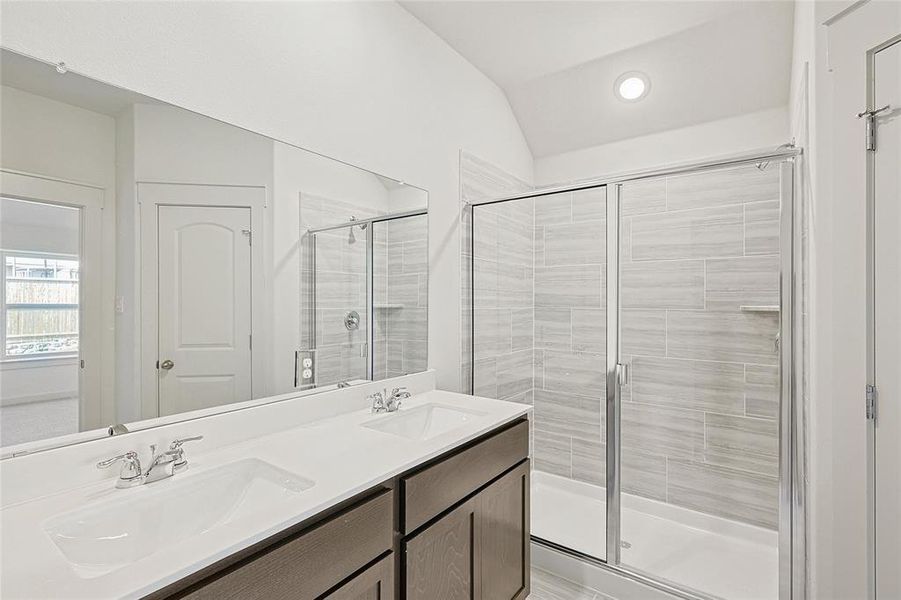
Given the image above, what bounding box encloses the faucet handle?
[168,436,203,471]
[97,451,143,481]
[390,386,410,397]
[169,435,204,450]
[368,390,386,413]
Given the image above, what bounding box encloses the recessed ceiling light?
[614,71,650,102]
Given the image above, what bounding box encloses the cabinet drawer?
[178,489,393,600]
[402,419,528,533]
[324,554,395,600]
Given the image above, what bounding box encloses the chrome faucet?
[388,386,411,410]
[97,436,204,489]
[369,387,411,413]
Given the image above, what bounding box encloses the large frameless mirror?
[0,48,428,454]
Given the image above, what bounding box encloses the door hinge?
[242,229,252,245]
[80,359,85,369]
[857,105,891,151]
[249,334,253,350]
[866,384,878,420]
[616,362,630,386]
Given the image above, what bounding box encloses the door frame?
[0,168,106,431]
[138,182,266,420]
[866,32,901,600]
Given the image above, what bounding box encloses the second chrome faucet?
[97,436,203,489]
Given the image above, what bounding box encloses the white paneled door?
[874,36,901,600]
[157,206,252,416]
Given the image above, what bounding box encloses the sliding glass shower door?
[469,153,798,600]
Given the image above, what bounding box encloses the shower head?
[347,217,368,244]
[756,142,796,171]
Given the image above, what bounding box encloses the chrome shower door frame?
[467,146,802,600]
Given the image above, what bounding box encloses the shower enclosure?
[302,209,428,389]
[467,148,802,600]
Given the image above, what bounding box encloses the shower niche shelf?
[739,305,781,313]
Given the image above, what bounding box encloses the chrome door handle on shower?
[160,359,175,370]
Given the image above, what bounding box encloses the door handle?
[160,359,175,370]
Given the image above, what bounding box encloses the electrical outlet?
[295,350,315,387]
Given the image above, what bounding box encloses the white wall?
[802,2,898,598]
[0,0,534,393]
[0,85,115,187]
[0,84,117,424]
[534,106,789,186]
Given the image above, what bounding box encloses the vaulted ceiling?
[401,0,794,158]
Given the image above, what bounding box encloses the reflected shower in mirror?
[0,49,428,452]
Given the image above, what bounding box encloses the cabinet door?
[405,498,478,600]
[480,462,529,600]
[325,554,394,600]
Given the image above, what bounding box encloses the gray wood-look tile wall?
[300,192,428,387]
[373,215,429,380]
[460,151,534,395]
[465,157,784,531]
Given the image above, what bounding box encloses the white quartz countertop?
[0,390,530,599]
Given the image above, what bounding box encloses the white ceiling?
[1,48,159,117]
[401,0,794,157]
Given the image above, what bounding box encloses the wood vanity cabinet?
[151,417,529,600]
[404,460,530,600]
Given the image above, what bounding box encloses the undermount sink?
[362,403,486,441]
[44,458,314,578]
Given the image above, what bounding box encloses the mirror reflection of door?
[138,182,264,420]
[156,205,252,417]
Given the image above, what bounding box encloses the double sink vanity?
[0,375,532,599]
